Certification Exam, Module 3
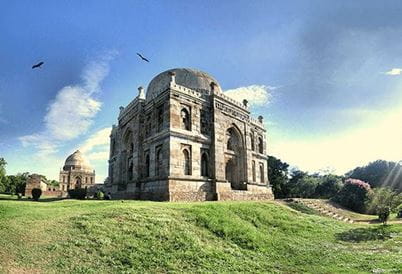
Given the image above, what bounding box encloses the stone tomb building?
[59,150,96,191]
[105,68,273,201]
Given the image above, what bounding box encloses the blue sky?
[1,0,402,182]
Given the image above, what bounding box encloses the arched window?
[250,133,255,151]
[128,162,133,181]
[201,153,209,177]
[124,130,133,154]
[85,177,88,184]
[252,160,256,182]
[111,139,116,156]
[258,137,263,154]
[183,149,191,175]
[227,127,240,151]
[75,177,81,189]
[260,163,264,183]
[145,153,150,177]
[181,108,191,130]
[156,148,162,176]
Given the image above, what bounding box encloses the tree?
[287,169,308,198]
[290,175,321,198]
[346,160,402,192]
[267,156,289,198]
[366,187,402,215]
[315,174,344,198]
[0,158,7,193]
[333,178,372,213]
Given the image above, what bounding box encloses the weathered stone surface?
[105,68,274,202]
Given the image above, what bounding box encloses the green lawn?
[0,194,401,273]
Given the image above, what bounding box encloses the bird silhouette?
[136,53,150,62]
[32,61,44,69]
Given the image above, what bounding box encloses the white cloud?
[270,107,402,175]
[224,85,273,106]
[87,151,109,161]
[384,68,402,75]
[79,127,111,162]
[19,52,115,156]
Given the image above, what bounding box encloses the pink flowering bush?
[333,178,372,213]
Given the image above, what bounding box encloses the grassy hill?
[0,195,401,273]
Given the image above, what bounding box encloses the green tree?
[290,175,321,198]
[333,178,372,213]
[315,174,344,198]
[366,187,402,214]
[267,156,289,198]
[0,158,8,193]
[346,160,402,192]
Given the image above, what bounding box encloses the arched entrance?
[75,177,82,189]
[224,126,247,190]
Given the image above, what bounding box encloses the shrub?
[366,187,401,215]
[397,204,402,218]
[333,178,372,213]
[31,188,42,201]
[17,193,22,199]
[68,188,87,199]
[95,191,104,200]
[378,207,390,225]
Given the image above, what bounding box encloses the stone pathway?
[295,199,354,223]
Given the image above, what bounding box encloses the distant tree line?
[268,156,402,215]
[0,157,58,195]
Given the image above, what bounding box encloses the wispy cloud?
[79,127,111,161]
[224,85,274,106]
[19,51,116,156]
[384,68,402,75]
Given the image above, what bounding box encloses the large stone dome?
[146,68,221,100]
[63,150,93,171]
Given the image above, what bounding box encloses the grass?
[0,194,401,273]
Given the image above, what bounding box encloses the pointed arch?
[201,152,209,177]
[182,149,191,175]
[145,153,150,177]
[260,163,265,183]
[123,129,134,154]
[226,125,243,151]
[156,146,163,176]
[180,108,191,130]
[258,137,263,154]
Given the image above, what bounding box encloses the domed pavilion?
[59,150,95,191]
[106,68,273,201]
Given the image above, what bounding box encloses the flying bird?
[136,53,149,62]
[32,61,44,69]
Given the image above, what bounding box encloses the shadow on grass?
[336,226,391,242]
[0,196,66,203]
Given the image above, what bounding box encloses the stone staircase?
[296,199,354,223]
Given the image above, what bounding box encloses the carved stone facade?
[105,68,274,201]
[59,150,96,192]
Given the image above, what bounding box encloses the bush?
[95,191,104,200]
[366,187,402,215]
[68,188,87,199]
[31,188,42,201]
[378,207,390,225]
[397,204,402,218]
[17,193,22,199]
[333,178,372,213]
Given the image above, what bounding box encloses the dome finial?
[138,86,145,100]
[168,71,176,84]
